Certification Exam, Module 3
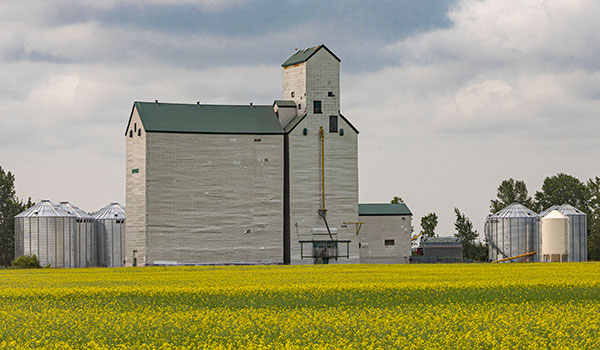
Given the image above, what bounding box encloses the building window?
[329,115,338,133]
[313,100,322,114]
[134,123,137,132]
[138,129,141,136]
[384,239,395,246]
[129,130,133,138]
[328,91,334,97]
[291,91,295,98]
[298,104,301,110]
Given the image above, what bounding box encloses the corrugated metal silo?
[14,200,77,268]
[56,202,96,267]
[537,204,587,262]
[94,203,125,267]
[485,203,538,262]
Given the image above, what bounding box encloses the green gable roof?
[359,203,412,216]
[131,102,284,135]
[281,44,341,67]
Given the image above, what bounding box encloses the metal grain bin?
[14,200,77,268]
[94,203,125,267]
[56,202,96,267]
[485,203,538,262]
[541,210,569,262]
[538,204,587,262]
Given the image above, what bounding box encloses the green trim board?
[281,45,341,67]
[127,102,284,135]
[359,203,412,216]
[339,113,359,134]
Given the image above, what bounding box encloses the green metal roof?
[281,45,341,67]
[359,203,412,216]
[273,100,297,108]
[130,102,284,135]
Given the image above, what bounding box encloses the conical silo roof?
[56,202,93,219]
[543,209,568,220]
[538,203,586,217]
[93,203,126,220]
[492,203,537,218]
[15,200,76,218]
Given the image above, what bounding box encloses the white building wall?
[359,215,412,264]
[288,117,358,264]
[125,108,147,266]
[282,62,305,115]
[286,47,358,265]
[305,49,340,117]
[145,132,284,264]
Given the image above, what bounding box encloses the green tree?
[390,196,404,204]
[454,208,488,261]
[534,173,587,212]
[586,177,600,260]
[420,213,438,238]
[490,178,534,213]
[0,166,32,266]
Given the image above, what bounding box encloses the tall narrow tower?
[280,45,359,265]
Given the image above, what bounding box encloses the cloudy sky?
[1,0,599,237]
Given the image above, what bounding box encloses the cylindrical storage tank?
[486,203,538,262]
[541,210,569,262]
[538,204,587,262]
[94,203,125,267]
[56,202,96,267]
[14,200,77,268]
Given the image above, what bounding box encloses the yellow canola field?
[0,263,599,349]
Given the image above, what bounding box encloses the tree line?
[405,172,600,261]
[0,166,33,266]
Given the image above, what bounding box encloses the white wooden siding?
[358,215,412,264]
[145,133,284,264]
[125,108,147,266]
[288,115,359,264]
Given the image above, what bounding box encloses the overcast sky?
[1,0,599,238]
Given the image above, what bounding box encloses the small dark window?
[313,100,322,114]
[339,128,344,136]
[291,91,295,98]
[384,239,395,246]
[329,115,338,133]
[328,91,334,97]
[254,138,261,142]
[303,128,308,135]
[134,123,137,132]
[298,104,302,110]
[138,129,141,136]
[129,130,133,137]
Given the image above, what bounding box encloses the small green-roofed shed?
[281,45,341,67]
[128,102,284,135]
[359,203,412,216]
[273,100,297,108]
